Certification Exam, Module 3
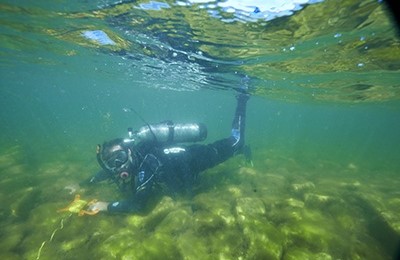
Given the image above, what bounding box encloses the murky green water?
[1,0,400,259]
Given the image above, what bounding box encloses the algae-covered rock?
[267,198,305,225]
[193,210,226,236]
[141,196,178,232]
[280,208,346,255]
[192,192,235,226]
[123,231,182,260]
[304,193,338,208]
[235,197,284,259]
[155,208,192,235]
[226,185,242,198]
[177,230,210,259]
[339,181,361,191]
[125,214,146,228]
[0,224,25,253]
[98,226,167,259]
[242,219,284,259]
[0,252,21,260]
[284,198,305,209]
[235,197,266,221]
[237,166,258,177]
[60,235,89,252]
[335,213,359,232]
[97,229,138,259]
[285,248,333,260]
[27,202,68,228]
[291,182,315,194]
[10,187,42,221]
[177,219,246,259]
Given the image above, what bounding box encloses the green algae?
[0,144,399,260]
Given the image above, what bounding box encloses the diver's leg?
[187,138,235,173]
[188,92,250,173]
[230,92,249,152]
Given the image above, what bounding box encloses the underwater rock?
[283,222,330,253]
[63,183,80,195]
[192,209,226,236]
[351,194,400,257]
[284,248,333,260]
[98,229,138,259]
[177,230,211,259]
[265,173,287,187]
[304,193,337,208]
[339,181,361,191]
[388,198,400,216]
[281,206,352,256]
[27,203,63,229]
[216,207,236,226]
[166,192,246,258]
[241,219,284,259]
[192,192,235,226]
[291,181,315,194]
[0,146,21,170]
[125,214,146,228]
[237,166,257,176]
[23,200,118,259]
[235,197,266,221]
[284,198,305,209]
[10,187,41,221]
[122,231,182,260]
[271,208,302,225]
[177,218,246,259]
[227,185,242,197]
[284,210,303,223]
[101,212,187,259]
[267,198,305,225]
[335,213,359,232]
[155,208,191,235]
[140,196,178,232]
[0,224,24,253]
[235,197,283,259]
[60,235,89,252]
[192,193,221,211]
[0,252,20,260]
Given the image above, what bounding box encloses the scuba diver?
[83,91,250,214]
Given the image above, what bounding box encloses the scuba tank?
[128,121,207,144]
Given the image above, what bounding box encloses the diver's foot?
[230,129,245,153]
[236,75,251,95]
[231,128,240,143]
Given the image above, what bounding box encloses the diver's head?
[97,138,137,182]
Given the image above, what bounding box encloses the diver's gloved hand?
[87,201,109,213]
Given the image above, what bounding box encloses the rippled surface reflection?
[1,0,399,102]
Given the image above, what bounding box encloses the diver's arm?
[106,199,142,213]
[107,186,151,213]
[86,198,142,214]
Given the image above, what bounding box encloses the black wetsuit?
[87,93,249,213]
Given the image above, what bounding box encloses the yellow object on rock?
[57,194,99,216]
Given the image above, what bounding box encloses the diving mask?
[97,144,131,173]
